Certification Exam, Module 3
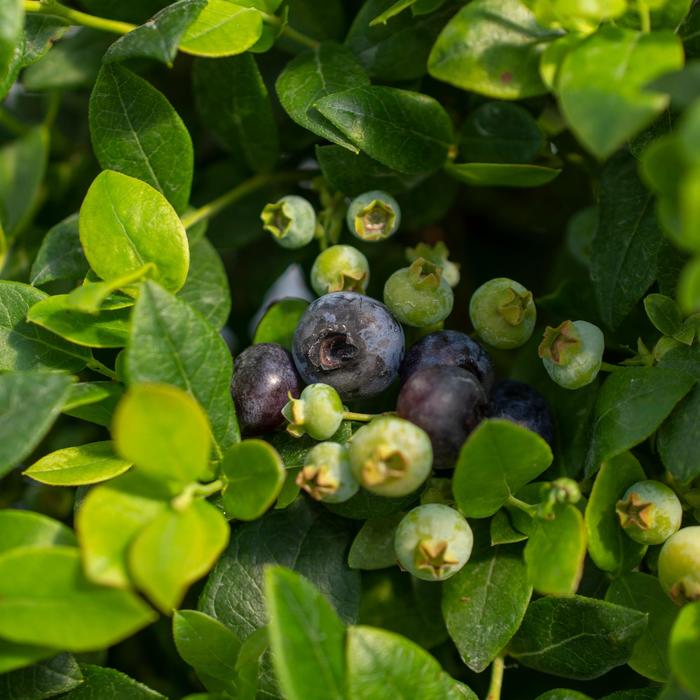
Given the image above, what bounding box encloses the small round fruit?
[394,504,473,581]
[346,190,400,241]
[261,195,316,249]
[349,416,432,497]
[397,366,487,469]
[384,258,454,327]
[658,526,700,604]
[310,245,369,296]
[296,442,359,504]
[469,277,536,349]
[292,292,404,401]
[489,379,554,445]
[231,343,302,436]
[539,320,604,390]
[616,480,683,545]
[400,330,494,393]
[282,383,344,441]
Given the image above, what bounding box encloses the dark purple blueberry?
[489,379,554,445]
[400,330,495,393]
[231,343,302,436]
[292,292,404,401]
[396,365,488,469]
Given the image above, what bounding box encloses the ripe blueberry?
[489,379,554,445]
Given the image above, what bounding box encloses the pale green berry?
[261,195,316,249]
[310,245,369,296]
[658,526,700,605]
[282,383,344,440]
[346,190,401,242]
[296,442,358,504]
[616,480,683,545]
[406,242,460,288]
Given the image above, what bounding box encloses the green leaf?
[0,509,76,556]
[346,625,465,700]
[585,367,695,474]
[76,469,173,587]
[509,596,648,680]
[659,384,700,484]
[535,692,592,700]
[348,514,403,570]
[524,504,586,596]
[0,371,74,478]
[129,499,229,614]
[605,572,678,682]
[126,280,239,455]
[645,293,688,340]
[221,440,285,521]
[24,441,131,486]
[90,65,193,214]
[173,610,241,682]
[445,162,561,188]
[584,452,647,574]
[113,383,212,486]
[428,0,553,99]
[557,27,683,159]
[253,298,309,349]
[443,542,532,673]
[60,663,166,699]
[669,601,700,696]
[678,256,700,314]
[63,381,124,428]
[0,639,56,676]
[265,567,346,700]
[0,546,156,651]
[453,419,553,518]
[315,85,453,175]
[104,0,207,66]
[30,214,89,287]
[275,42,370,153]
[590,152,663,329]
[0,654,83,698]
[193,54,279,173]
[0,0,23,74]
[79,170,190,293]
[179,1,263,57]
[490,509,528,545]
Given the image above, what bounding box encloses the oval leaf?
[446,162,560,188]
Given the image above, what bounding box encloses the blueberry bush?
[1,0,700,698]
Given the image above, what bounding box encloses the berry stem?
[260,12,321,50]
[343,411,377,423]
[23,0,136,35]
[486,654,505,700]
[599,361,622,373]
[171,479,224,511]
[180,171,314,230]
[638,0,651,32]
[86,358,117,380]
[506,495,538,518]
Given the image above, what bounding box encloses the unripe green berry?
[539,320,604,390]
[349,416,432,497]
[261,195,316,249]
[406,242,460,288]
[383,258,454,327]
[282,383,344,440]
[394,504,473,581]
[658,526,700,605]
[346,190,401,242]
[310,245,369,296]
[616,480,683,545]
[469,277,536,349]
[296,442,358,504]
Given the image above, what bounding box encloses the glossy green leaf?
[253,298,308,349]
[193,54,278,173]
[0,509,76,556]
[0,546,156,651]
[348,514,403,570]
[585,367,695,474]
[453,419,553,518]
[669,601,700,696]
[490,509,528,545]
[0,0,23,73]
[585,452,647,574]
[265,567,346,700]
[524,504,586,596]
[558,27,683,159]
[104,0,207,66]
[276,42,370,153]
[24,441,131,486]
[446,162,561,188]
[30,214,89,287]
[221,440,285,521]
[129,499,229,613]
[659,384,700,484]
[126,280,239,455]
[66,266,147,315]
[428,0,553,99]
[315,85,453,175]
[443,542,532,672]
[89,65,193,214]
[0,653,83,697]
[59,664,166,699]
[645,293,689,340]
[173,609,241,682]
[113,383,211,486]
[606,572,678,682]
[63,381,124,428]
[509,596,648,679]
[179,1,263,57]
[0,371,74,478]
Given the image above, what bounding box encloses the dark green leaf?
[490,509,528,545]
[446,162,561,188]
[658,384,700,484]
[21,15,69,66]
[650,61,700,110]
[0,654,83,699]
[535,692,592,700]
[59,664,165,699]
[348,514,402,570]
[30,214,89,287]
[0,509,76,556]
[63,381,124,428]
[253,298,308,349]
[645,293,687,339]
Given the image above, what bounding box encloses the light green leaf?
[669,601,700,696]
[253,298,308,349]
[30,214,89,287]
[0,0,23,73]
[446,162,561,188]
[79,170,190,294]
[24,441,131,486]
[59,664,166,699]
[0,509,76,556]
[0,639,55,676]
